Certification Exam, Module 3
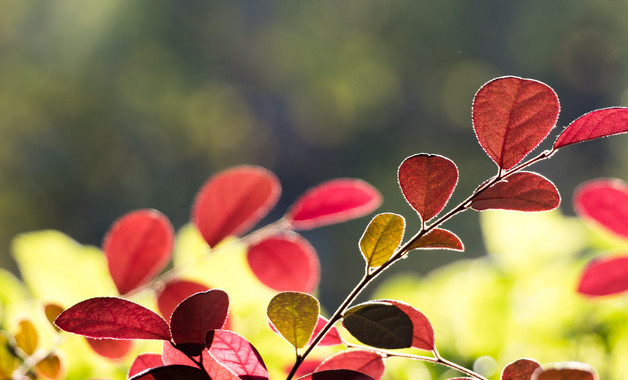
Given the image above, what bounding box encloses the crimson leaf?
[128,365,209,380]
[531,363,597,380]
[316,350,385,380]
[309,316,342,346]
[408,228,464,252]
[128,353,164,378]
[577,255,628,297]
[554,107,628,149]
[86,337,133,359]
[471,172,560,212]
[162,340,240,380]
[573,178,628,239]
[502,358,541,380]
[206,329,269,380]
[156,279,210,322]
[342,301,413,349]
[298,369,375,380]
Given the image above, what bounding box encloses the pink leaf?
[192,166,281,247]
[170,289,229,356]
[502,358,541,380]
[309,316,342,346]
[298,369,375,380]
[55,297,170,340]
[128,365,209,380]
[104,209,174,295]
[86,337,133,360]
[409,228,464,252]
[285,179,382,230]
[473,76,560,169]
[206,329,269,380]
[316,350,385,380]
[157,279,210,322]
[128,353,164,378]
[285,360,323,379]
[384,300,435,351]
[577,255,628,297]
[162,341,239,380]
[247,233,320,293]
[573,178,628,239]
[398,154,458,223]
[554,107,628,149]
[471,172,560,212]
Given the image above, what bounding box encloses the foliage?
[1,76,628,379]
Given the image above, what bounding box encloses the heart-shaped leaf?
[502,358,541,380]
[384,300,435,350]
[573,178,628,239]
[359,213,405,268]
[156,279,210,322]
[342,301,413,349]
[170,289,229,356]
[398,154,458,224]
[104,209,174,295]
[86,337,133,359]
[577,255,628,297]
[316,350,385,380]
[554,107,628,149]
[129,353,164,378]
[34,353,63,380]
[409,228,464,252]
[247,233,320,293]
[192,165,281,247]
[298,369,375,380]
[128,365,210,380]
[206,329,269,380]
[471,172,560,212]
[267,291,320,349]
[473,76,560,170]
[531,363,597,380]
[55,297,170,340]
[285,179,382,230]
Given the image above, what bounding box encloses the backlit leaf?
[316,350,385,380]
[247,233,320,293]
[573,178,628,239]
[267,291,320,349]
[298,369,375,380]
[409,228,464,252]
[473,76,560,169]
[44,303,65,332]
[554,107,628,149]
[385,300,435,350]
[286,179,382,230]
[359,213,405,268]
[156,279,210,322]
[577,255,628,297]
[342,301,413,349]
[35,353,63,380]
[471,172,560,212]
[104,209,174,295]
[398,154,458,223]
[15,319,38,356]
[128,365,210,380]
[206,329,269,380]
[55,297,170,340]
[192,166,281,247]
[502,358,541,380]
[162,341,240,380]
[170,289,229,356]
[531,363,597,380]
[86,337,133,360]
[0,332,20,378]
[129,353,164,378]
[289,359,323,379]
[309,316,342,346]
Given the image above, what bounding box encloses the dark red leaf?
[285,179,382,230]
[170,289,229,356]
[206,329,269,380]
[104,209,174,295]
[298,369,375,380]
[573,178,628,239]
[502,358,541,380]
[309,316,342,346]
[398,154,458,223]
[384,300,435,350]
[192,166,281,247]
[157,279,210,322]
[55,297,170,340]
[531,363,597,380]
[162,341,239,380]
[128,365,209,380]
[473,76,560,169]
[577,255,628,297]
[554,107,628,149]
[409,228,464,252]
[471,172,560,212]
[128,353,164,378]
[342,302,413,349]
[316,350,385,380]
[86,337,133,360]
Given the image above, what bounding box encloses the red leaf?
[206,329,269,380]
[298,369,375,380]
[309,316,342,346]
[162,341,239,380]
[577,255,628,297]
[409,228,464,252]
[128,365,209,380]
[554,107,628,149]
[285,360,323,378]
[285,179,382,229]
[157,279,210,322]
[531,363,597,380]
[573,178,628,239]
[471,172,560,212]
[247,233,320,293]
[502,358,541,380]
[384,300,435,350]
[473,76,560,169]
[86,337,133,360]
[170,289,229,356]
[398,154,458,223]
[55,297,170,340]
[192,166,281,247]
[128,353,164,378]
[104,209,174,295]
[316,350,385,380]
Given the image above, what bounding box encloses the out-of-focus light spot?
[473,355,498,378]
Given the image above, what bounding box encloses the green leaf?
[359,213,405,268]
[267,291,319,349]
[343,301,413,349]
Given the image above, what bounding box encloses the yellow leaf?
[15,319,38,356]
[359,213,405,268]
[267,292,319,349]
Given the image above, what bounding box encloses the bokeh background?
[2,0,628,310]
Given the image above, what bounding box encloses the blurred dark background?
[2,0,628,310]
